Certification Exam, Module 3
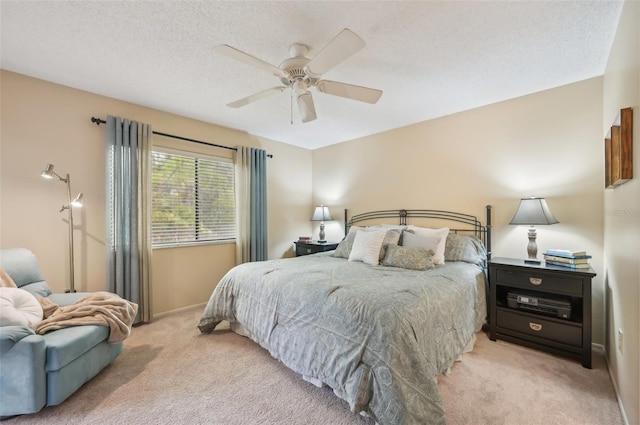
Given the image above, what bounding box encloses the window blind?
[152,149,235,246]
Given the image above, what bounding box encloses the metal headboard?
[344,205,492,260]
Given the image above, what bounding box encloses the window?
[151,148,235,247]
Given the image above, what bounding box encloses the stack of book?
[298,236,312,243]
[543,249,592,269]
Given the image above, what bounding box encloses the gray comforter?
[199,253,486,425]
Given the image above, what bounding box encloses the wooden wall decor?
[605,107,633,189]
[604,136,612,187]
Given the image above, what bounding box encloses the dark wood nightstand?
[294,241,339,256]
[489,257,596,368]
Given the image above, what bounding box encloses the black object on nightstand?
[294,241,339,256]
[489,257,596,368]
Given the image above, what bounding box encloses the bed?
[199,207,492,425]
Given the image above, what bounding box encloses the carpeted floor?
[5,305,624,425]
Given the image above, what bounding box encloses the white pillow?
[346,225,364,237]
[405,226,450,265]
[402,231,441,253]
[0,287,43,327]
[343,226,401,261]
[348,229,387,265]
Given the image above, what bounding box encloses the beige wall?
[313,77,605,346]
[602,1,640,424]
[0,70,312,315]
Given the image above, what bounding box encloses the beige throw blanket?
[0,267,18,288]
[35,292,138,343]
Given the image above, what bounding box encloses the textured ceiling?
[1,1,623,150]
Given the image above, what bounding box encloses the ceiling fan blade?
[317,80,383,104]
[214,44,290,79]
[297,91,317,123]
[305,28,365,77]
[227,87,286,108]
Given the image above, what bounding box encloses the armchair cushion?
[43,325,110,372]
[0,267,18,288]
[0,248,51,297]
[0,287,43,327]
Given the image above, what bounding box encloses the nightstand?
[294,241,339,256]
[489,257,596,368]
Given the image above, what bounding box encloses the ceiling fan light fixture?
[293,80,308,95]
[297,92,317,123]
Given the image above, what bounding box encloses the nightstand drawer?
[497,309,582,347]
[296,245,314,256]
[495,269,582,296]
[294,241,339,256]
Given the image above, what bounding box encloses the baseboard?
[152,302,207,320]
[592,342,604,354]
[597,342,630,425]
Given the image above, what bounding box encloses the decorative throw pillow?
[378,225,407,244]
[332,227,362,259]
[345,226,364,241]
[335,227,401,262]
[445,234,487,265]
[0,287,44,327]
[377,228,401,261]
[405,226,450,265]
[382,244,435,271]
[332,240,353,259]
[401,231,441,252]
[348,229,387,265]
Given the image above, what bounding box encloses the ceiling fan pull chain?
[290,90,294,125]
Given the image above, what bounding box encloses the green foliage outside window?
[152,150,235,246]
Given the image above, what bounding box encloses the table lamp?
[509,197,558,264]
[310,205,334,243]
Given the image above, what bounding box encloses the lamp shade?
[310,205,334,222]
[41,163,55,179]
[509,197,559,225]
[70,193,84,208]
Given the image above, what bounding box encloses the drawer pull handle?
[529,322,542,331]
[529,277,543,285]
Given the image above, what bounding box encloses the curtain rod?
[90,117,273,158]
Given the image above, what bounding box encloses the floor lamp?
[41,164,84,293]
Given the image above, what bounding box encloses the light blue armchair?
[0,248,123,418]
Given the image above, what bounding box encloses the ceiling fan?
[215,28,383,123]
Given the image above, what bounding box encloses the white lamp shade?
[509,197,559,225]
[70,193,84,208]
[310,205,334,221]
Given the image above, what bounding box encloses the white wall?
[602,1,640,424]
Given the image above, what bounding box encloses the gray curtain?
[234,147,268,263]
[105,116,152,324]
